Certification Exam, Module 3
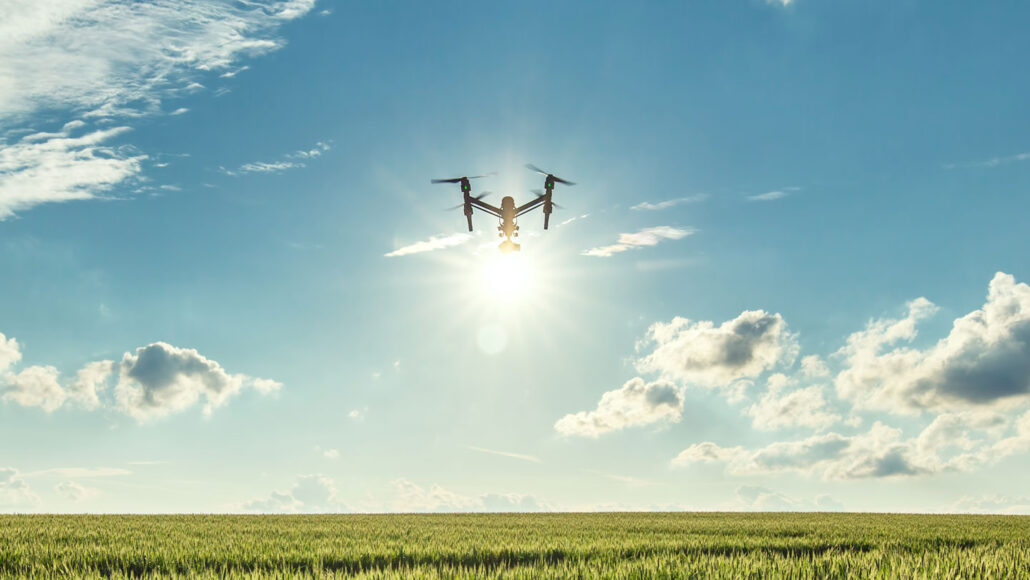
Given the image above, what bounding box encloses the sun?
[480,253,534,302]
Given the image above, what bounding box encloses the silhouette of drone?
[432,164,575,254]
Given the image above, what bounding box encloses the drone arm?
[470,199,501,218]
[515,197,546,217]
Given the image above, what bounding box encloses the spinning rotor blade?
[444,192,490,210]
[525,164,575,186]
[430,173,494,184]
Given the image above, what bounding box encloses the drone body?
[431,165,575,254]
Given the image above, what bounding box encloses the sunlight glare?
[481,253,533,302]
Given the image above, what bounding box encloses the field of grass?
[2,512,1030,578]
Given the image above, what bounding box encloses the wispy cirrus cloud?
[944,151,1030,169]
[222,141,331,176]
[582,226,695,258]
[385,233,473,257]
[631,194,708,211]
[0,0,319,218]
[747,187,800,202]
[0,123,146,219]
[467,446,541,463]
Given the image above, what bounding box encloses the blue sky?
[3,0,1030,513]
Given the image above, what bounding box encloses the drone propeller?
[444,191,491,210]
[525,164,575,186]
[430,173,494,184]
[530,189,562,209]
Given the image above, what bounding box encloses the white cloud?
[951,494,1030,515]
[0,0,319,217]
[733,486,843,512]
[554,377,683,437]
[0,333,23,372]
[800,355,829,378]
[243,474,342,513]
[467,446,541,463]
[68,360,114,410]
[946,151,1030,169]
[836,273,1030,413]
[389,479,547,513]
[746,374,840,431]
[2,365,66,412]
[636,310,799,388]
[348,407,366,421]
[0,124,146,220]
[672,412,1025,481]
[1,329,280,420]
[582,226,694,257]
[0,468,39,509]
[385,233,473,257]
[0,0,317,120]
[766,0,794,6]
[322,448,340,459]
[54,481,96,502]
[747,190,787,201]
[114,342,280,421]
[223,141,331,175]
[631,194,708,211]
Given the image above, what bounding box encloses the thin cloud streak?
[467,446,541,463]
[631,194,708,211]
[223,141,331,175]
[582,226,695,258]
[945,151,1030,169]
[385,233,473,257]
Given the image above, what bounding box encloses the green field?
[2,513,1030,578]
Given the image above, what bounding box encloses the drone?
[431,164,575,254]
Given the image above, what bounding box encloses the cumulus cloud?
[1,330,281,420]
[734,486,843,512]
[0,0,318,217]
[746,374,840,431]
[0,332,21,372]
[836,273,1030,413]
[951,494,1030,515]
[2,365,66,413]
[243,474,342,513]
[390,479,547,513]
[385,233,473,257]
[582,226,694,257]
[554,377,683,437]
[0,468,39,509]
[68,360,114,410]
[54,481,96,502]
[114,342,281,421]
[636,310,798,388]
[631,194,708,211]
[672,411,1029,481]
[800,355,829,378]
